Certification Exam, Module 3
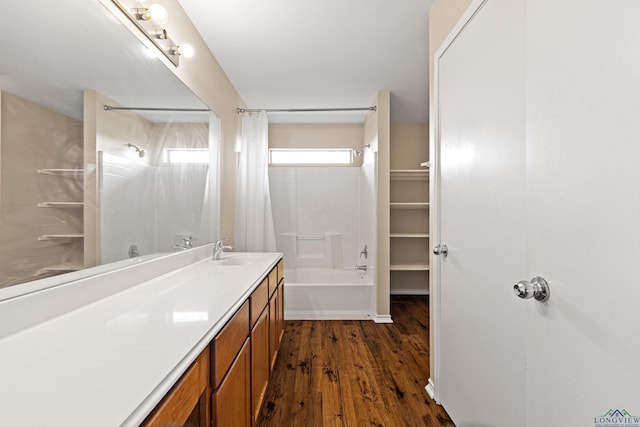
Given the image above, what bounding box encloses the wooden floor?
[256,296,455,427]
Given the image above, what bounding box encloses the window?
[269,149,352,165]
[163,148,209,164]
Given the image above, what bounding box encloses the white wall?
[269,167,361,270]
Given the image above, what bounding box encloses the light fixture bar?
[104,105,210,112]
[237,106,377,113]
[110,0,181,66]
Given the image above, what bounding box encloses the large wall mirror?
[0,0,218,292]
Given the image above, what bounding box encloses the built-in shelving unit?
[390,233,429,238]
[389,124,430,295]
[37,202,84,208]
[390,264,431,271]
[390,202,430,209]
[38,265,84,273]
[37,169,84,177]
[36,166,85,276]
[37,234,84,241]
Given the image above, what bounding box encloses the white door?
[435,0,527,425]
[525,1,640,425]
[435,0,640,426]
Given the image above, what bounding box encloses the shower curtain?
[234,111,276,252]
[99,111,219,264]
[199,113,222,243]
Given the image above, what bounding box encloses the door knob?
[513,276,550,302]
[433,244,448,257]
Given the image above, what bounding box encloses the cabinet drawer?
[268,266,278,298]
[277,258,284,285]
[250,277,269,327]
[213,301,249,389]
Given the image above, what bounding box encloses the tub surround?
[284,267,374,320]
[0,248,283,426]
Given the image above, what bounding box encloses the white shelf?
[39,265,84,273]
[390,264,431,271]
[38,202,84,209]
[390,202,429,210]
[37,169,84,177]
[38,234,84,241]
[390,169,429,180]
[390,233,429,238]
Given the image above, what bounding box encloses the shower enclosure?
[269,148,377,320]
[95,101,218,265]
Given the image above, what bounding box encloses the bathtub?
[284,268,374,320]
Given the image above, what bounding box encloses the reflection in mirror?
[90,95,215,266]
[0,0,218,290]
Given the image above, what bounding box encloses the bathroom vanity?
[0,249,284,427]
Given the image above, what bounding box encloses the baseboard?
[371,314,393,324]
[390,289,429,296]
[426,378,436,400]
[285,310,371,321]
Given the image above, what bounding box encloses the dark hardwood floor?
[257,295,455,426]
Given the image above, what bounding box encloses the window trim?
[268,148,354,165]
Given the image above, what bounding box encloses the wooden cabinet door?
[142,347,210,427]
[251,308,269,425]
[277,282,284,345]
[269,295,278,372]
[213,339,250,427]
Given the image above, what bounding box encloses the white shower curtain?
[199,113,222,243]
[235,111,277,252]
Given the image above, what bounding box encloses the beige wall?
[366,90,391,319]
[390,123,429,170]
[1,91,84,287]
[269,123,364,164]
[84,91,156,266]
[429,0,474,107]
[269,124,363,150]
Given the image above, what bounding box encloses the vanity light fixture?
[180,43,195,58]
[139,3,168,25]
[110,0,188,66]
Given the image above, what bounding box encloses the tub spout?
[355,264,367,271]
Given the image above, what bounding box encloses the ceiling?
[177,0,433,124]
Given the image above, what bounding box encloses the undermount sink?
[212,254,272,266]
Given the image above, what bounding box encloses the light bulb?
[180,43,194,58]
[147,4,168,25]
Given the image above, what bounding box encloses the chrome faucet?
[355,264,367,271]
[360,244,368,259]
[213,238,232,260]
[173,235,194,251]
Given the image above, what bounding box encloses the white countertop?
[0,251,281,426]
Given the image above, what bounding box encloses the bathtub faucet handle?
[360,244,368,259]
[355,264,367,271]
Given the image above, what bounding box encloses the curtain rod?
[103,105,211,112]
[236,106,377,114]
